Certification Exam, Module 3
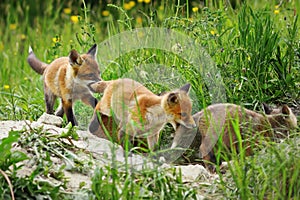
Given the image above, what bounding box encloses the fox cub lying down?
[27,44,101,126]
[89,78,196,150]
[171,103,297,171]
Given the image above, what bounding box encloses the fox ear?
[167,93,179,105]
[281,105,290,115]
[87,44,97,58]
[180,83,191,94]
[69,50,83,67]
[262,103,272,114]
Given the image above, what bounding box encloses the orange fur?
[89,78,196,150]
[27,44,101,126]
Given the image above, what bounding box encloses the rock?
[36,112,63,127]
[175,164,211,182]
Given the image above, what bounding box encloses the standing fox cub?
[27,44,101,126]
[171,103,297,171]
[89,78,196,150]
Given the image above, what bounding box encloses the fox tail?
[27,46,48,75]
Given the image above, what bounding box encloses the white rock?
[37,112,63,127]
[175,164,211,182]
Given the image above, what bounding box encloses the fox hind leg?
[44,86,57,115]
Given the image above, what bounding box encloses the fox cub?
[89,78,196,150]
[171,103,297,171]
[27,44,101,126]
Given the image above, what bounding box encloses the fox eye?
[180,112,187,117]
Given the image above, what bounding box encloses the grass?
[0,0,300,199]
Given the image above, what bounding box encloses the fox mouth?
[87,81,99,92]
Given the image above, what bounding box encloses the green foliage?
[219,133,300,199]
[91,166,197,199]
[0,131,27,171]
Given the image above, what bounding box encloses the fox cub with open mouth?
[27,44,101,126]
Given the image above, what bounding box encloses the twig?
[0,169,15,200]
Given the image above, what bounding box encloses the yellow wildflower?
[124,3,131,10]
[63,8,71,14]
[20,34,26,40]
[4,85,10,90]
[275,5,279,9]
[136,16,142,24]
[70,15,79,23]
[52,37,60,43]
[9,23,17,30]
[144,0,151,4]
[210,30,216,35]
[129,1,136,7]
[137,0,143,3]
[102,10,110,17]
[192,7,199,13]
[274,9,280,14]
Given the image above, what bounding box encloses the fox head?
[263,103,297,134]
[162,83,196,129]
[69,44,101,84]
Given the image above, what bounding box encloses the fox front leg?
[81,93,98,108]
[147,132,160,151]
[62,99,78,126]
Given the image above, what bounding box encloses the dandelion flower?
[52,37,60,43]
[70,15,79,23]
[63,8,71,14]
[144,0,151,4]
[129,1,136,7]
[102,10,110,17]
[4,85,10,90]
[274,9,280,14]
[192,7,199,13]
[210,30,216,35]
[138,0,143,3]
[124,3,131,10]
[9,23,17,30]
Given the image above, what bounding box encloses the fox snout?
[179,117,197,129]
[183,120,197,129]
